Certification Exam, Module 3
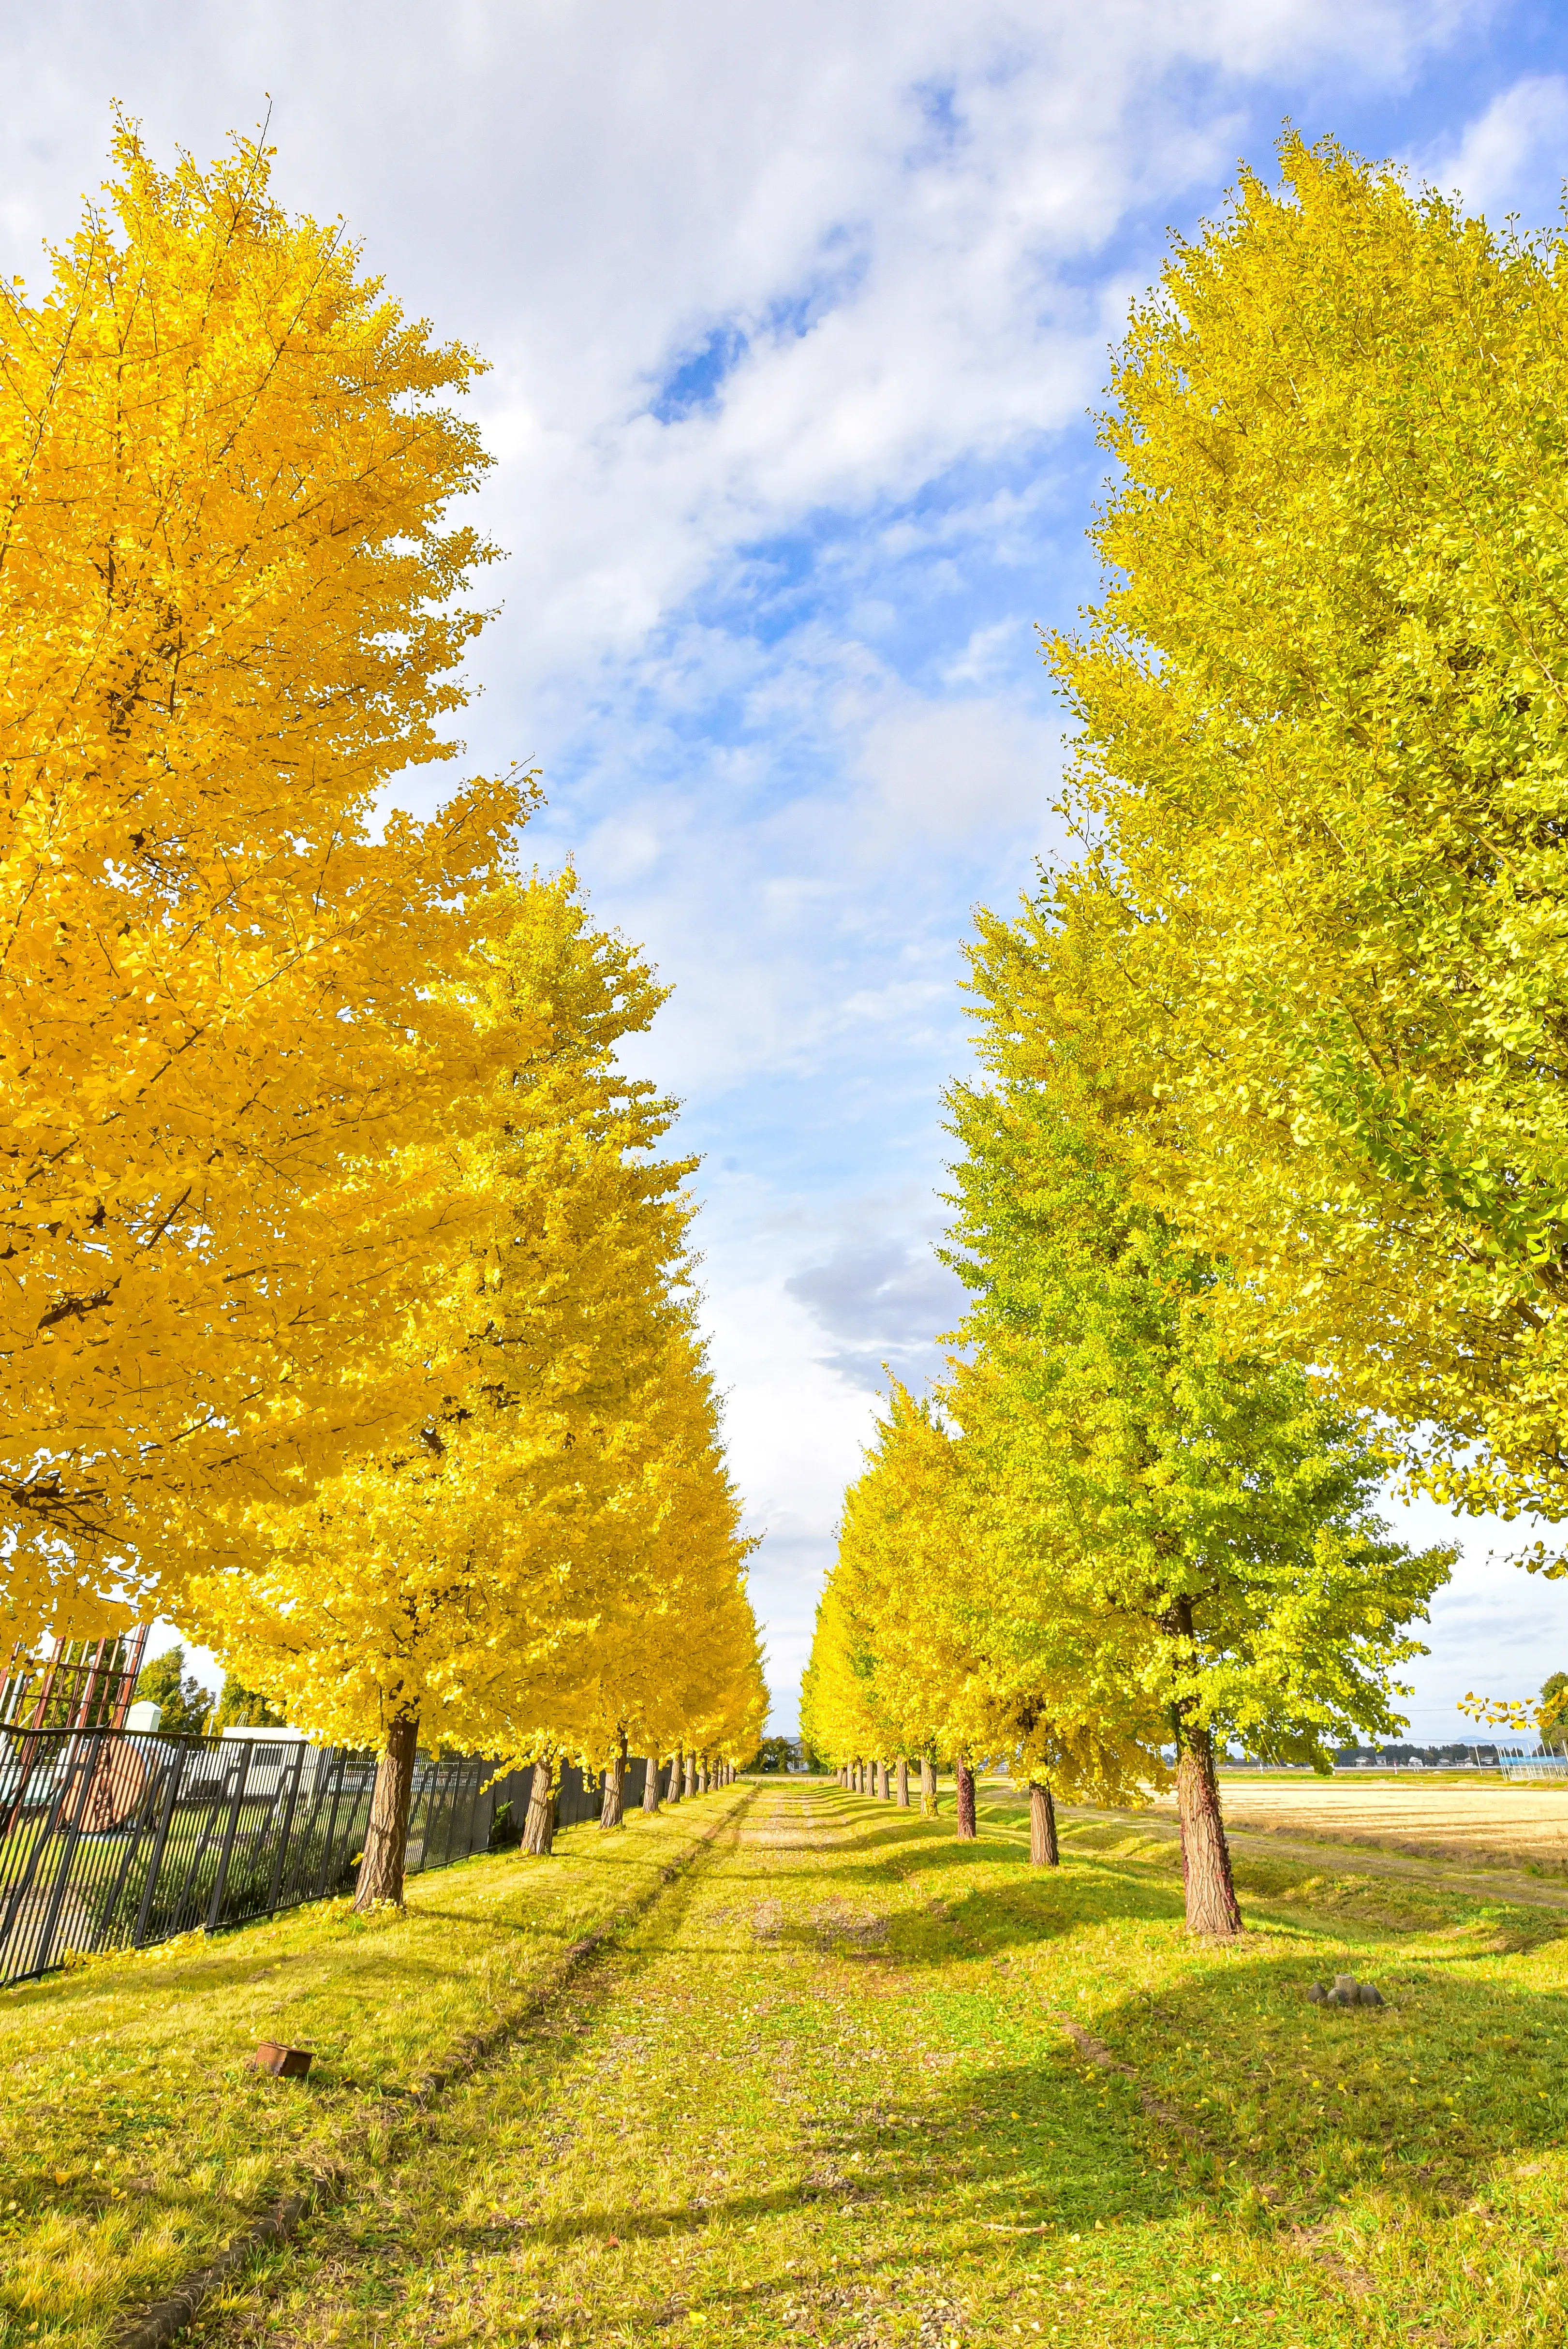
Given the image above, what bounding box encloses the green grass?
[156,1781,1568,2349]
[12,1779,1568,2347]
[0,1788,745,2346]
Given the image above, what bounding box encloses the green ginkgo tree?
[938,1070,1452,1932]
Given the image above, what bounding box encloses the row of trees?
[809,133,1568,1930]
[0,127,765,1903]
[802,1072,1450,1930]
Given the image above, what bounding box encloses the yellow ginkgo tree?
[808,1063,1451,1932]
[806,1376,1152,1856]
[0,124,521,1651]
[993,133,1568,1555]
[196,874,765,1903]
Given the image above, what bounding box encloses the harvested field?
[1155,1774,1568,1873]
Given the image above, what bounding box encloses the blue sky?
[9,0,1568,1736]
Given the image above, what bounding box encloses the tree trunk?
[355,1714,419,1911]
[955,1756,976,1840]
[684,1751,696,1799]
[876,1759,889,1800]
[522,1752,558,1856]
[1176,1718,1243,1935]
[667,1747,682,1804]
[896,1758,909,1807]
[601,1736,626,1829]
[920,1758,935,1817]
[1028,1780,1059,1867]
[643,1754,662,1814]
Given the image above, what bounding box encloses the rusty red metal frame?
[0,1625,150,1732]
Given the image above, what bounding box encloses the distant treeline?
[1331,1745,1495,1768]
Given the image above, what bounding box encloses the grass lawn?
[0,1787,746,2347]
[133,1779,1568,2349]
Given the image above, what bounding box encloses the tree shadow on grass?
[183,1803,1568,2348]
[198,1861,1568,2346]
[350,2028,1186,2344]
[8,1837,703,2026]
[532,1945,1568,2341]
[1065,1938,1568,2224]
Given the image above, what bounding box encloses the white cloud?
[786,1230,968,1387]
[857,694,1062,838]
[0,0,1503,1735]
[1422,73,1568,222]
[1384,1492,1568,1742]
[0,0,1478,698]
[943,619,1026,687]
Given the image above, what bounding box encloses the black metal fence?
[0,1726,492,1988]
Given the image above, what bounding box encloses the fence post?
[471,1761,495,1856]
[406,1753,431,1873]
[205,1744,251,1932]
[95,1751,163,1950]
[281,1755,334,1906]
[15,1739,93,1978]
[434,1757,452,1862]
[265,1740,309,1916]
[133,1748,185,1948]
[313,1751,350,1898]
[0,1752,67,1964]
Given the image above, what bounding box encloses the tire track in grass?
[186,1794,768,2348]
[109,1791,754,2349]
